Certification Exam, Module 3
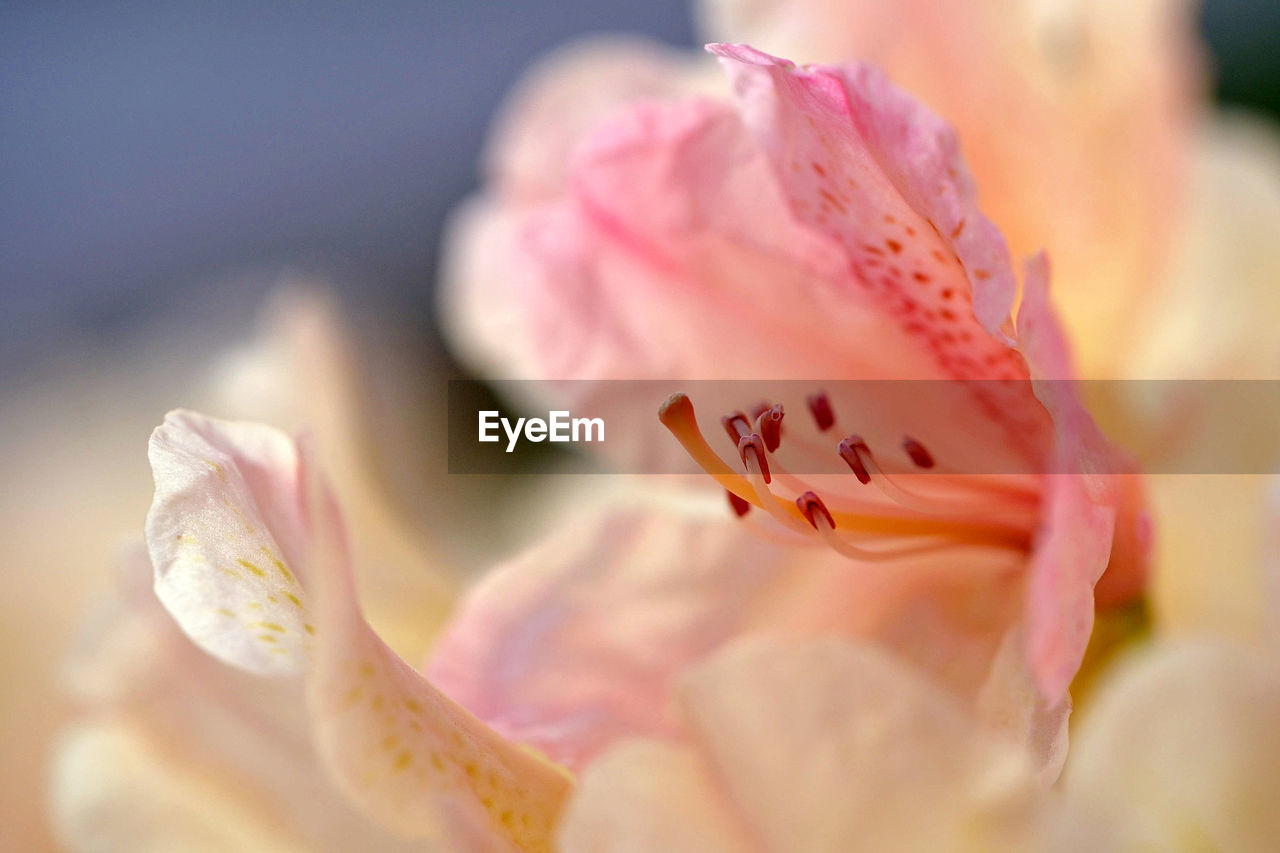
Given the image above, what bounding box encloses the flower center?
[660,391,1039,561]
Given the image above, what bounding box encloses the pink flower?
[62,43,1149,851]
[433,44,1148,782]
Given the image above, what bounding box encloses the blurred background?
[0,1,1278,849]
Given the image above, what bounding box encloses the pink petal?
[559,637,1040,852]
[698,0,1199,377]
[483,37,701,202]
[1015,256,1129,698]
[429,499,1035,772]
[710,42,1020,355]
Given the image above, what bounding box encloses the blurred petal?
[208,285,459,659]
[561,637,1040,852]
[145,410,571,846]
[55,544,419,853]
[482,36,708,201]
[52,723,308,853]
[1148,474,1272,643]
[1127,112,1280,382]
[1057,641,1280,850]
[558,741,752,853]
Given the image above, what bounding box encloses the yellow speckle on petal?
[254,621,286,633]
[284,592,303,608]
[215,608,235,618]
[304,623,316,635]
[261,546,297,584]
[237,559,267,578]
[392,750,413,773]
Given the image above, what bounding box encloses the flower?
[53,42,1149,851]
[432,43,1146,782]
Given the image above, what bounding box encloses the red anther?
[757,404,784,453]
[749,401,771,421]
[721,411,751,444]
[727,490,751,517]
[796,490,835,530]
[838,435,872,485]
[738,433,771,485]
[902,436,935,469]
[806,391,835,432]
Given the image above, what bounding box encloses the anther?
[837,435,872,485]
[902,436,935,469]
[727,490,751,517]
[738,434,771,485]
[721,411,751,444]
[756,404,784,453]
[806,391,835,432]
[796,491,835,530]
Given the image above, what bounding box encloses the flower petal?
[147,410,313,676]
[482,36,706,202]
[560,637,1040,852]
[710,43,1020,348]
[699,0,1199,377]
[144,411,571,847]
[429,495,1036,772]
[1058,641,1280,850]
[56,543,420,853]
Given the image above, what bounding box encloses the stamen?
[721,411,751,444]
[661,392,1035,561]
[846,436,992,516]
[756,404,784,453]
[741,443,813,535]
[902,436,935,469]
[727,490,751,518]
[749,401,771,421]
[795,491,835,530]
[738,434,771,485]
[659,393,757,501]
[806,391,835,432]
[837,435,872,484]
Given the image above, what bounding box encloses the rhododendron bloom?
[65,41,1148,853]
[432,43,1148,786]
